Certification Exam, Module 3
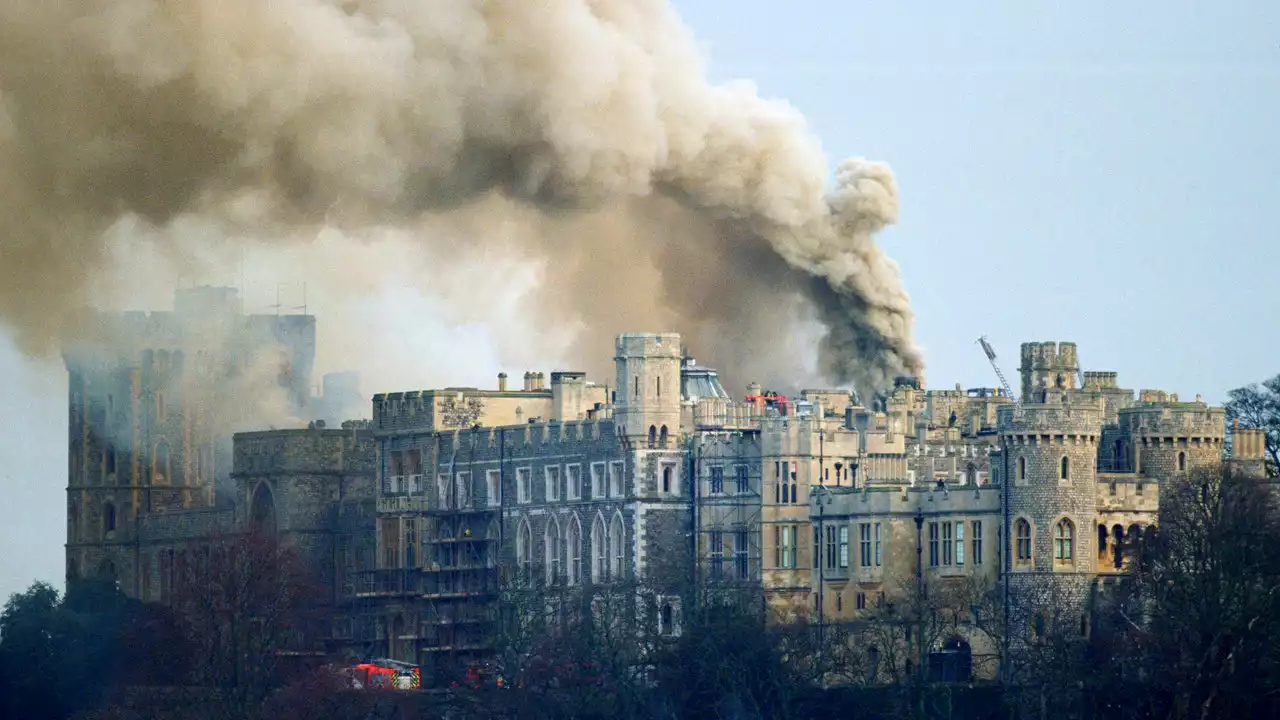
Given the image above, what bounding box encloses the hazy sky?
[1,1,1276,600]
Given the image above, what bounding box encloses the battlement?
[1119,404,1224,439]
[614,332,682,359]
[1082,371,1119,390]
[233,426,375,476]
[1020,341,1079,371]
[998,398,1104,436]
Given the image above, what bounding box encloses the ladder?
[977,336,1018,404]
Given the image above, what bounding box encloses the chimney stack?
[498,372,508,392]
[523,372,532,391]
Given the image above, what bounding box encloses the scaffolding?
[691,429,764,597]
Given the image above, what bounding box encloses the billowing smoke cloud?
[0,0,923,395]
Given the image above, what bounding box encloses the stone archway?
[250,481,277,533]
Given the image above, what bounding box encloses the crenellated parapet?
[1120,403,1225,442]
[998,399,1104,441]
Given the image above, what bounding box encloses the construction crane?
[977,336,1018,404]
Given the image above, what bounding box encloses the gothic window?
[591,515,607,583]
[1060,456,1070,481]
[1178,451,1187,472]
[659,425,669,448]
[662,465,673,494]
[1054,518,1075,563]
[647,425,656,448]
[516,518,533,582]
[544,518,561,585]
[610,514,625,579]
[1015,519,1032,563]
[566,516,582,586]
[1017,457,1026,483]
[103,502,117,535]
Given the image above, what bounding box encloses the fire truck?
[349,658,421,690]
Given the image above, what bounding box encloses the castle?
[63,288,1268,685]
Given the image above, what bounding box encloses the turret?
[613,333,682,446]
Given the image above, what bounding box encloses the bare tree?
[169,527,326,720]
[1094,465,1280,720]
[1225,376,1280,476]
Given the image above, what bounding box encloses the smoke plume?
[0,0,923,395]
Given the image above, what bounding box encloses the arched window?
[610,514,625,579]
[659,425,669,448]
[1054,518,1074,562]
[250,482,277,534]
[545,518,562,585]
[1060,456,1070,481]
[591,515,607,583]
[1178,451,1186,472]
[516,518,533,582]
[566,516,582,586]
[1017,457,1026,482]
[1014,519,1031,562]
[1097,524,1108,560]
[648,425,656,448]
[1112,524,1125,569]
[660,603,673,634]
[103,502,117,535]
[662,466,673,494]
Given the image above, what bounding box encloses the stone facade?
[64,311,1259,686]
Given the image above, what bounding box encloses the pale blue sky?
[674,0,1279,400]
[1,2,1276,599]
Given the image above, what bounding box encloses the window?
[1060,456,1070,481]
[487,470,501,506]
[928,522,939,567]
[825,526,837,569]
[1054,519,1074,562]
[634,376,639,398]
[591,516,607,583]
[776,525,796,569]
[662,465,674,494]
[836,593,843,613]
[103,502,116,534]
[517,519,533,580]
[590,463,605,498]
[1018,456,1026,483]
[875,523,882,567]
[839,526,849,568]
[609,461,624,497]
[942,522,953,566]
[647,425,656,448]
[734,530,749,580]
[659,425,669,448]
[656,376,661,397]
[856,592,867,610]
[735,465,749,494]
[545,466,561,501]
[972,521,983,565]
[456,471,471,508]
[710,466,725,494]
[1178,451,1186,472]
[813,527,821,569]
[859,524,872,567]
[566,518,582,585]
[1015,519,1032,563]
[545,519,562,584]
[955,522,965,566]
[610,514,625,579]
[1136,483,1144,496]
[566,465,582,501]
[710,530,724,578]
[504,468,527,506]
[1109,482,1117,496]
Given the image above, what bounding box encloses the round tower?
[1119,395,1226,480]
[999,388,1103,640]
[613,333,683,444]
[1019,341,1080,399]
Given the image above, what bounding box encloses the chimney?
[498,372,508,392]
[523,372,532,391]
[536,371,546,390]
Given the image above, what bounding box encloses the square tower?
[614,333,682,443]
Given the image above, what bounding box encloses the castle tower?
[614,333,682,445]
[1119,394,1226,480]
[1019,341,1080,400]
[999,380,1103,645]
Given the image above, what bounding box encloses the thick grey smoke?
[0,0,923,395]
